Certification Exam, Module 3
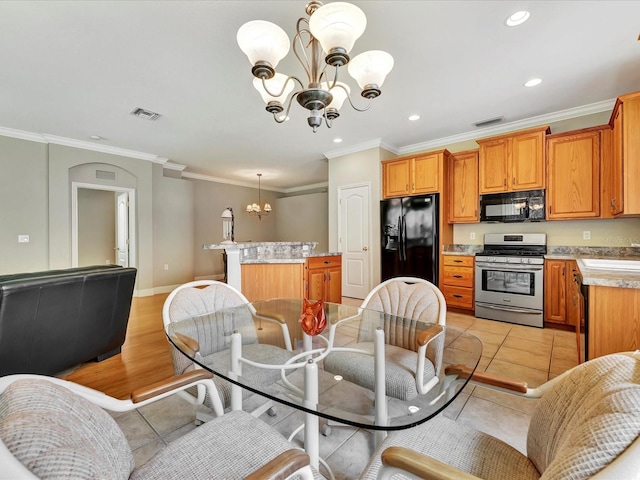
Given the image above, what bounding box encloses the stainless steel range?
[475,233,546,328]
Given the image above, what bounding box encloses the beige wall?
[275,192,328,253]
[77,188,115,266]
[454,219,640,246]
[192,178,281,279]
[0,136,49,274]
[48,144,155,291]
[328,147,393,287]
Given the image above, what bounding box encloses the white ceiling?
[1,1,639,190]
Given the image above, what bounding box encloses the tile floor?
[112,304,579,479]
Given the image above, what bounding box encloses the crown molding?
[397,98,616,155]
[163,162,187,171]
[42,134,169,163]
[282,182,328,193]
[181,171,286,192]
[323,138,400,160]
[0,126,49,143]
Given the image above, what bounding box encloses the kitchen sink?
[579,258,640,271]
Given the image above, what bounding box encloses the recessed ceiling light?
[89,135,103,141]
[408,114,421,121]
[506,10,530,27]
[524,78,542,87]
[333,138,343,143]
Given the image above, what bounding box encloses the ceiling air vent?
[473,116,504,128]
[130,107,161,121]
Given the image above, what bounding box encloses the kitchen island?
[203,242,342,302]
[574,257,640,360]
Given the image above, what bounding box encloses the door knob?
[362,246,368,252]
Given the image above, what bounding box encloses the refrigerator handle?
[401,214,407,262]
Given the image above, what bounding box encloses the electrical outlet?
[163,264,169,270]
[18,235,29,243]
[470,232,476,240]
[583,231,591,240]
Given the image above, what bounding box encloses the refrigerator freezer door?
[381,198,403,280]
[401,195,439,284]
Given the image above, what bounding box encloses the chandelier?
[237,1,394,132]
[246,173,272,220]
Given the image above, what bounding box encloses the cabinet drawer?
[307,255,341,270]
[443,255,474,268]
[442,286,474,309]
[442,267,474,288]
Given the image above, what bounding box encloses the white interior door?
[116,192,129,267]
[339,184,371,299]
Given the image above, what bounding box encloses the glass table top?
[166,298,482,431]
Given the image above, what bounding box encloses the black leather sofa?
[0,265,137,376]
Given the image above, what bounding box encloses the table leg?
[303,359,319,470]
[374,327,388,447]
[230,330,243,411]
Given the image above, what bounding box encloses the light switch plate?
[18,235,29,243]
[583,231,591,240]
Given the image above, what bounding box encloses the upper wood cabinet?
[608,91,640,216]
[546,127,602,220]
[477,126,550,194]
[382,150,449,199]
[448,149,479,223]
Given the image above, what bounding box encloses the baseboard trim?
[134,275,225,297]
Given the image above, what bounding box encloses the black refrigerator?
[381,194,439,284]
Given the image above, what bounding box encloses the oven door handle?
[475,302,542,315]
[476,262,544,271]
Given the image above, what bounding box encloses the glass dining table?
[166,298,482,472]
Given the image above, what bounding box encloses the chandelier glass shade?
[237,1,394,132]
[246,173,272,220]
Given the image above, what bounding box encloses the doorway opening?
[71,182,136,269]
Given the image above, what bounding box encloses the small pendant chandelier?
[246,173,272,220]
[237,1,394,133]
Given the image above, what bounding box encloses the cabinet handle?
[611,198,616,210]
[453,259,463,263]
[406,184,409,191]
[549,205,552,215]
[453,294,463,298]
[503,179,507,187]
[453,275,463,278]
[512,177,515,186]
[324,260,330,264]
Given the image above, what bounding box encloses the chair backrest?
[163,280,256,375]
[162,280,249,328]
[361,277,446,327]
[528,352,640,479]
[0,378,134,480]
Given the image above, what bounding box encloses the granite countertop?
[574,257,640,289]
[241,251,341,265]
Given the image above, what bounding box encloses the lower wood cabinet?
[441,255,474,310]
[305,255,342,303]
[544,260,582,327]
[588,284,640,359]
[241,263,305,302]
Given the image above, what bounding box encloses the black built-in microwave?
[479,189,545,223]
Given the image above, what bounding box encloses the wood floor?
[64,293,175,399]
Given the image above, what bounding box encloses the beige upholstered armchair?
[361,351,640,480]
[162,280,295,420]
[324,277,447,403]
[0,373,317,479]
